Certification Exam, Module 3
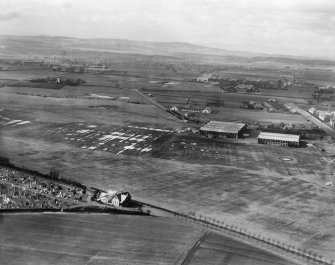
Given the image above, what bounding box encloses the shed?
[258,132,300,147]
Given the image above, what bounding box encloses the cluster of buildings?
[309,107,335,126]
[196,73,213,82]
[49,64,127,75]
[199,120,300,147]
[93,189,132,207]
[0,182,58,209]
[170,104,213,114]
[312,87,335,100]
[0,166,135,210]
[0,167,89,203]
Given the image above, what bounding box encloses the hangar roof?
[258,132,300,142]
[200,121,245,134]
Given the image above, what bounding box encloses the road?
[286,103,335,138]
[132,88,186,122]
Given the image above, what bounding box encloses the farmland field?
[189,232,293,265]
[0,213,296,265]
[0,213,199,265]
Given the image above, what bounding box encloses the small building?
[95,190,132,207]
[258,132,300,147]
[201,107,213,114]
[199,121,246,140]
[318,111,332,122]
[72,65,84,73]
[170,106,180,112]
[330,118,335,126]
[110,192,131,207]
[197,73,212,82]
[309,107,316,114]
[319,113,331,122]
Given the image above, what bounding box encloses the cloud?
[0,11,20,21]
[0,0,334,58]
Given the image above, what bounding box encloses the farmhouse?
[199,121,246,140]
[95,190,132,207]
[110,192,131,207]
[258,132,300,147]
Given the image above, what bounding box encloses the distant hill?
[1,35,335,66]
[0,35,256,57]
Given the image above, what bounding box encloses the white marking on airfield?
[99,135,129,141]
[16,121,31,125]
[76,129,91,134]
[141,147,152,152]
[5,120,22,125]
[127,125,172,132]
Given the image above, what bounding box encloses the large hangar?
[199,121,246,140]
[258,132,300,147]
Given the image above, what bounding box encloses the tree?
[277,79,284,89]
[49,167,60,179]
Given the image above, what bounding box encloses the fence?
[138,201,334,265]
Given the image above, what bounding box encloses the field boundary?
[136,200,334,265]
[132,88,186,122]
[175,230,208,265]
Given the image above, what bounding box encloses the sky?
[0,0,335,59]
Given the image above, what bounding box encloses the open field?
[1,67,335,261]
[0,92,182,128]
[0,213,296,265]
[0,84,145,104]
[0,213,199,265]
[189,232,293,265]
[209,107,306,123]
[1,131,335,260]
[42,122,173,155]
[0,69,57,80]
[147,89,309,103]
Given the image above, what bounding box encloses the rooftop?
[258,132,300,142]
[200,121,245,134]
